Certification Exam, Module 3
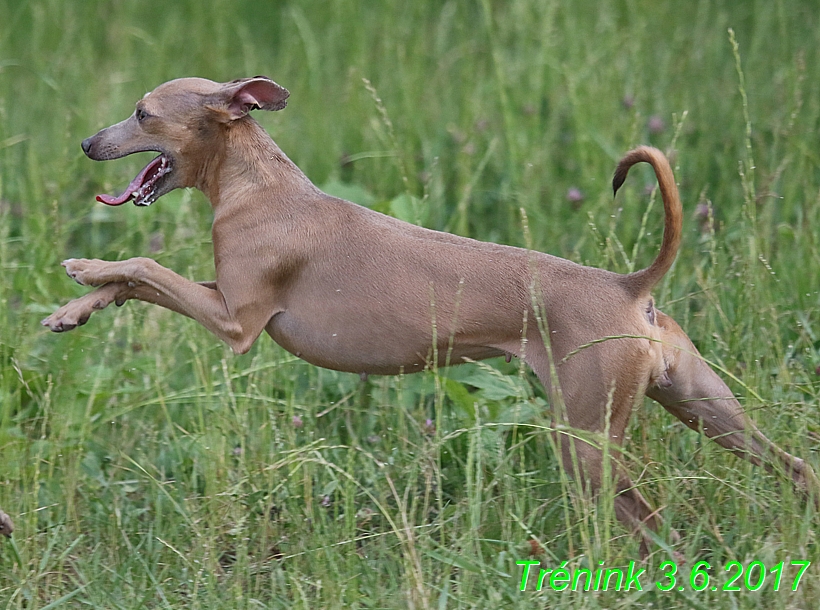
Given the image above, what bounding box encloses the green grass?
[1,0,820,607]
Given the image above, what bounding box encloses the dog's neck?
[199,117,315,211]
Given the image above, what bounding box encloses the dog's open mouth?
[96,154,172,207]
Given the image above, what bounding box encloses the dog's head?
[81,76,289,206]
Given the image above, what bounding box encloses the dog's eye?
[136,108,149,122]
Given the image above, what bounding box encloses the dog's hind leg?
[527,345,665,556]
[648,311,820,503]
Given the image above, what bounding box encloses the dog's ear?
[210,77,290,121]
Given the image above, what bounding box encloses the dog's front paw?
[62,258,111,287]
[41,286,120,332]
[42,299,94,332]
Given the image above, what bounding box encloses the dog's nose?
[81,138,92,155]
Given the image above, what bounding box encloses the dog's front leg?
[42,258,266,354]
[42,279,216,330]
[42,282,129,331]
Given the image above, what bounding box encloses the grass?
[1,0,819,607]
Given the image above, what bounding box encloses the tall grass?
[1,0,819,607]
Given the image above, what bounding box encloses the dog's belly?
[265,310,505,375]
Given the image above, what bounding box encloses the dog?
[41,76,819,554]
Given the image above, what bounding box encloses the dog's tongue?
[96,156,163,206]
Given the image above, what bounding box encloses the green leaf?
[441,377,475,417]
[461,371,524,401]
[390,193,427,225]
[320,180,376,207]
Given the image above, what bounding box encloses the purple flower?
[648,115,665,134]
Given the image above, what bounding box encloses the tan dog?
[42,76,818,554]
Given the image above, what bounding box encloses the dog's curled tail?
[612,146,682,296]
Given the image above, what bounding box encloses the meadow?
[1,0,819,607]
